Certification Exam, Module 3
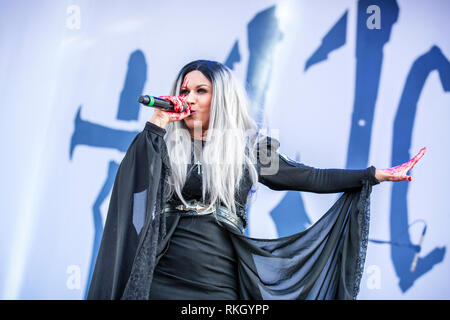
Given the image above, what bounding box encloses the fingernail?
[408,177,412,181]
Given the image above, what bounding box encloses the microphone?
[410,225,427,273]
[138,95,188,112]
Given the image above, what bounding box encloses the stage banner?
[0,0,449,299]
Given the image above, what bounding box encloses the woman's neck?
[189,129,208,141]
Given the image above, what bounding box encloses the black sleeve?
[144,121,167,137]
[256,136,380,194]
[87,121,169,300]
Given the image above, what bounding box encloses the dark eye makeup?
[180,88,208,95]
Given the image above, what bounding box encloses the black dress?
[149,138,241,299]
[149,133,380,300]
[87,122,380,300]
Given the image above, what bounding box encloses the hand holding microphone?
[139,95,189,112]
[141,95,192,129]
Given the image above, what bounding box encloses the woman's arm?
[258,152,380,193]
[256,137,425,192]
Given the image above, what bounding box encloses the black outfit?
[87,121,380,300]
[149,138,240,299]
[149,215,240,299]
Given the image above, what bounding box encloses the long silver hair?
[163,60,261,216]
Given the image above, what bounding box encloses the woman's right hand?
[149,95,191,129]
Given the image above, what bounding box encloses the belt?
[162,199,245,234]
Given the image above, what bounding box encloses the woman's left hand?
[375,147,426,182]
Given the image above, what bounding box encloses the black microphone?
[138,95,188,112]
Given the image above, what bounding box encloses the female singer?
[87,60,425,300]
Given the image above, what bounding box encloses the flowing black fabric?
[87,121,380,300]
[229,180,373,299]
[87,121,171,300]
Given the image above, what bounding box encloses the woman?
[87,60,425,300]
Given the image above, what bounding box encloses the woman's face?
[181,70,212,138]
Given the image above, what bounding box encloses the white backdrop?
[1,0,449,299]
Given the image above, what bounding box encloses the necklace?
[191,138,204,175]
[196,160,202,175]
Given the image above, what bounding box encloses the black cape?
[87,122,379,300]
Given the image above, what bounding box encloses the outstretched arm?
[256,135,425,193]
[256,136,381,193]
[258,153,380,193]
